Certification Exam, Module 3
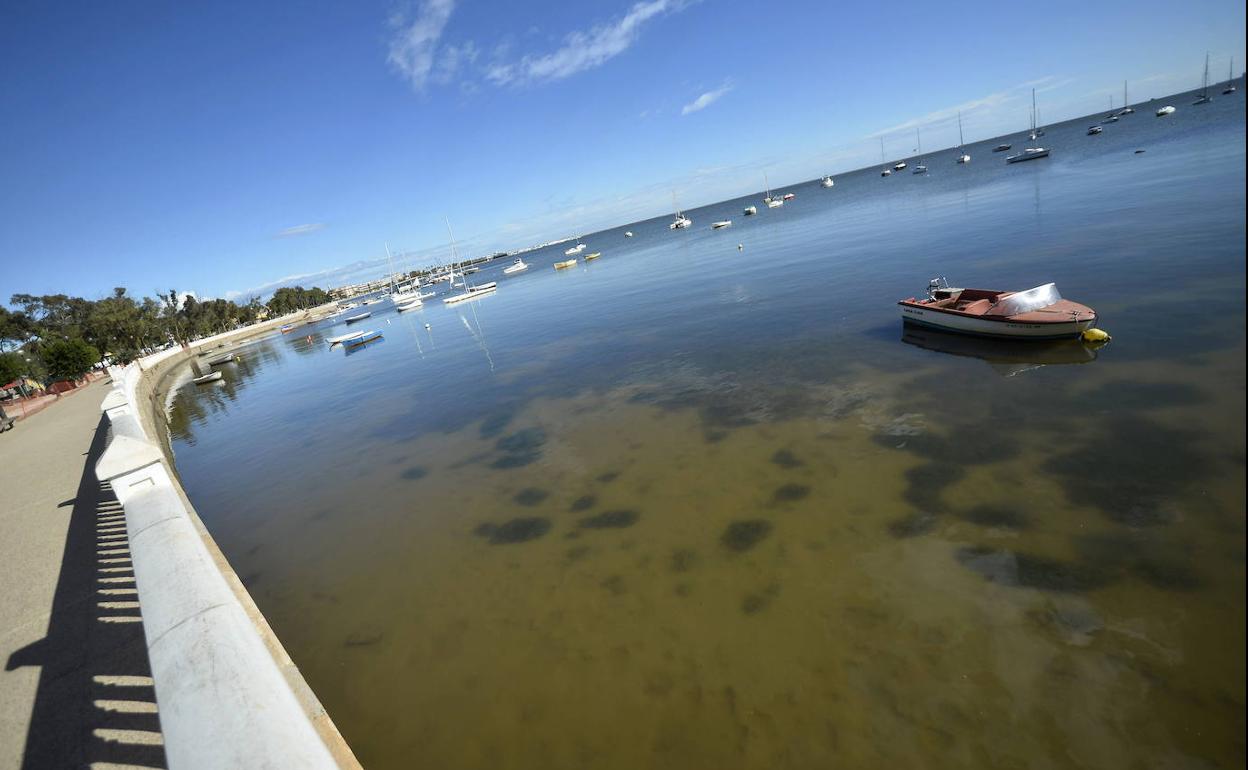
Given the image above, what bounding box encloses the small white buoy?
[737,243,743,251]
[424,323,431,329]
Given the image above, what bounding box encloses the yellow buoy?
[1081,328,1111,343]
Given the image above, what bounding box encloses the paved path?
[0,378,165,769]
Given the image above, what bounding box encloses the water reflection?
[900,324,1102,376]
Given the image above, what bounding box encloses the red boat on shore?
[899,279,1098,340]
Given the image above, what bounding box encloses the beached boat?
[955,112,971,164]
[1188,52,1208,103]
[898,279,1097,339]
[1087,125,1103,135]
[344,312,371,324]
[503,258,529,274]
[344,330,383,349]
[821,176,834,188]
[192,371,223,385]
[1006,147,1049,163]
[743,205,757,215]
[553,259,577,270]
[1223,58,1237,94]
[584,252,602,261]
[326,331,366,345]
[1155,105,1176,116]
[711,220,732,229]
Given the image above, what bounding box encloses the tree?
[41,339,100,381]
[0,352,25,385]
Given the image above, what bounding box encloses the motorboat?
[821,176,834,188]
[553,259,577,270]
[881,168,892,176]
[956,153,971,164]
[503,258,529,275]
[1102,115,1120,124]
[893,160,907,170]
[192,371,223,385]
[711,220,732,229]
[584,252,602,261]
[443,284,496,305]
[344,330,383,349]
[669,215,693,229]
[1087,126,1103,135]
[1006,147,1050,163]
[912,164,927,174]
[344,312,372,324]
[782,192,796,200]
[565,242,587,256]
[743,205,757,215]
[898,278,1097,339]
[326,331,366,345]
[396,299,423,312]
[624,231,634,237]
[992,144,1011,152]
[1156,105,1176,116]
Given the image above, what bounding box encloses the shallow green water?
[169,89,1246,769]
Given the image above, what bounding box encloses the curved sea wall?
[96,311,360,769]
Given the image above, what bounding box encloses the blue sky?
[2,0,1243,302]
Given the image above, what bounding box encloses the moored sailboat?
[955,111,970,164]
[1193,53,1212,104]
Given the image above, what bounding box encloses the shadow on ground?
[4,415,167,768]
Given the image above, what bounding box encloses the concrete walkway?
[0,378,165,769]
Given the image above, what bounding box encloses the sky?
[2,0,1244,303]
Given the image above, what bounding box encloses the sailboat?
[1008,90,1050,163]
[1118,81,1135,114]
[387,243,423,307]
[912,128,927,174]
[442,219,497,305]
[763,172,783,207]
[669,192,692,229]
[1027,88,1045,140]
[1102,96,1120,123]
[1223,58,1238,94]
[821,175,834,188]
[880,137,893,176]
[1193,53,1212,104]
[955,111,970,164]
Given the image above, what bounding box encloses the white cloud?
[681,82,733,115]
[388,0,457,91]
[274,223,327,238]
[485,0,680,86]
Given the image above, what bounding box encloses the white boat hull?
[443,287,496,305]
[899,305,1095,339]
[503,263,528,274]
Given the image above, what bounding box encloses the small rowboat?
[192,371,223,385]
[782,192,796,200]
[206,353,237,366]
[1155,105,1176,116]
[554,259,577,270]
[344,312,372,324]
[344,330,383,349]
[280,324,296,334]
[327,331,366,345]
[743,205,757,215]
[898,279,1097,340]
[711,220,732,229]
[992,144,1012,152]
[584,252,602,261]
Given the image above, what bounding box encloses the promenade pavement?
[0,378,165,769]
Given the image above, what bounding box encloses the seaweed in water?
[959,503,1029,530]
[741,584,781,615]
[721,520,773,552]
[496,427,546,453]
[600,575,627,596]
[578,510,640,529]
[902,462,965,513]
[596,471,621,483]
[473,517,552,544]
[400,466,428,481]
[770,449,805,469]
[955,546,1115,593]
[772,483,811,503]
[490,452,540,469]
[570,494,596,512]
[671,548,699,572]
[513,487,549,506]
[886,511,938,539]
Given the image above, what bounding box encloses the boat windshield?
[995,283,1062,315]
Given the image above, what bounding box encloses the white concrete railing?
[96,353,339,769]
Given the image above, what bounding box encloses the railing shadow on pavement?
[5,414,167,769]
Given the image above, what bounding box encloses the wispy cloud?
[681,81,733,115]
[485,0,681,86]
[388,0,457,91]
[274,223,327,238]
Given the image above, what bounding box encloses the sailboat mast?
[880,136,886,162]
[1124,80,1128,109]
[957,111,964,147]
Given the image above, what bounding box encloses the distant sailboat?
[880,137,893,176]
[763,172,783,207]
[1027,88,1044,140]
[821,175,834,188]
[1223,58,1238,94]
[1119,81,1135,114]
[912,128,927,174]
[669,191,692,229]
[955,111,970,164]
[1193,53,1212,104]
[442,219,497,305]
